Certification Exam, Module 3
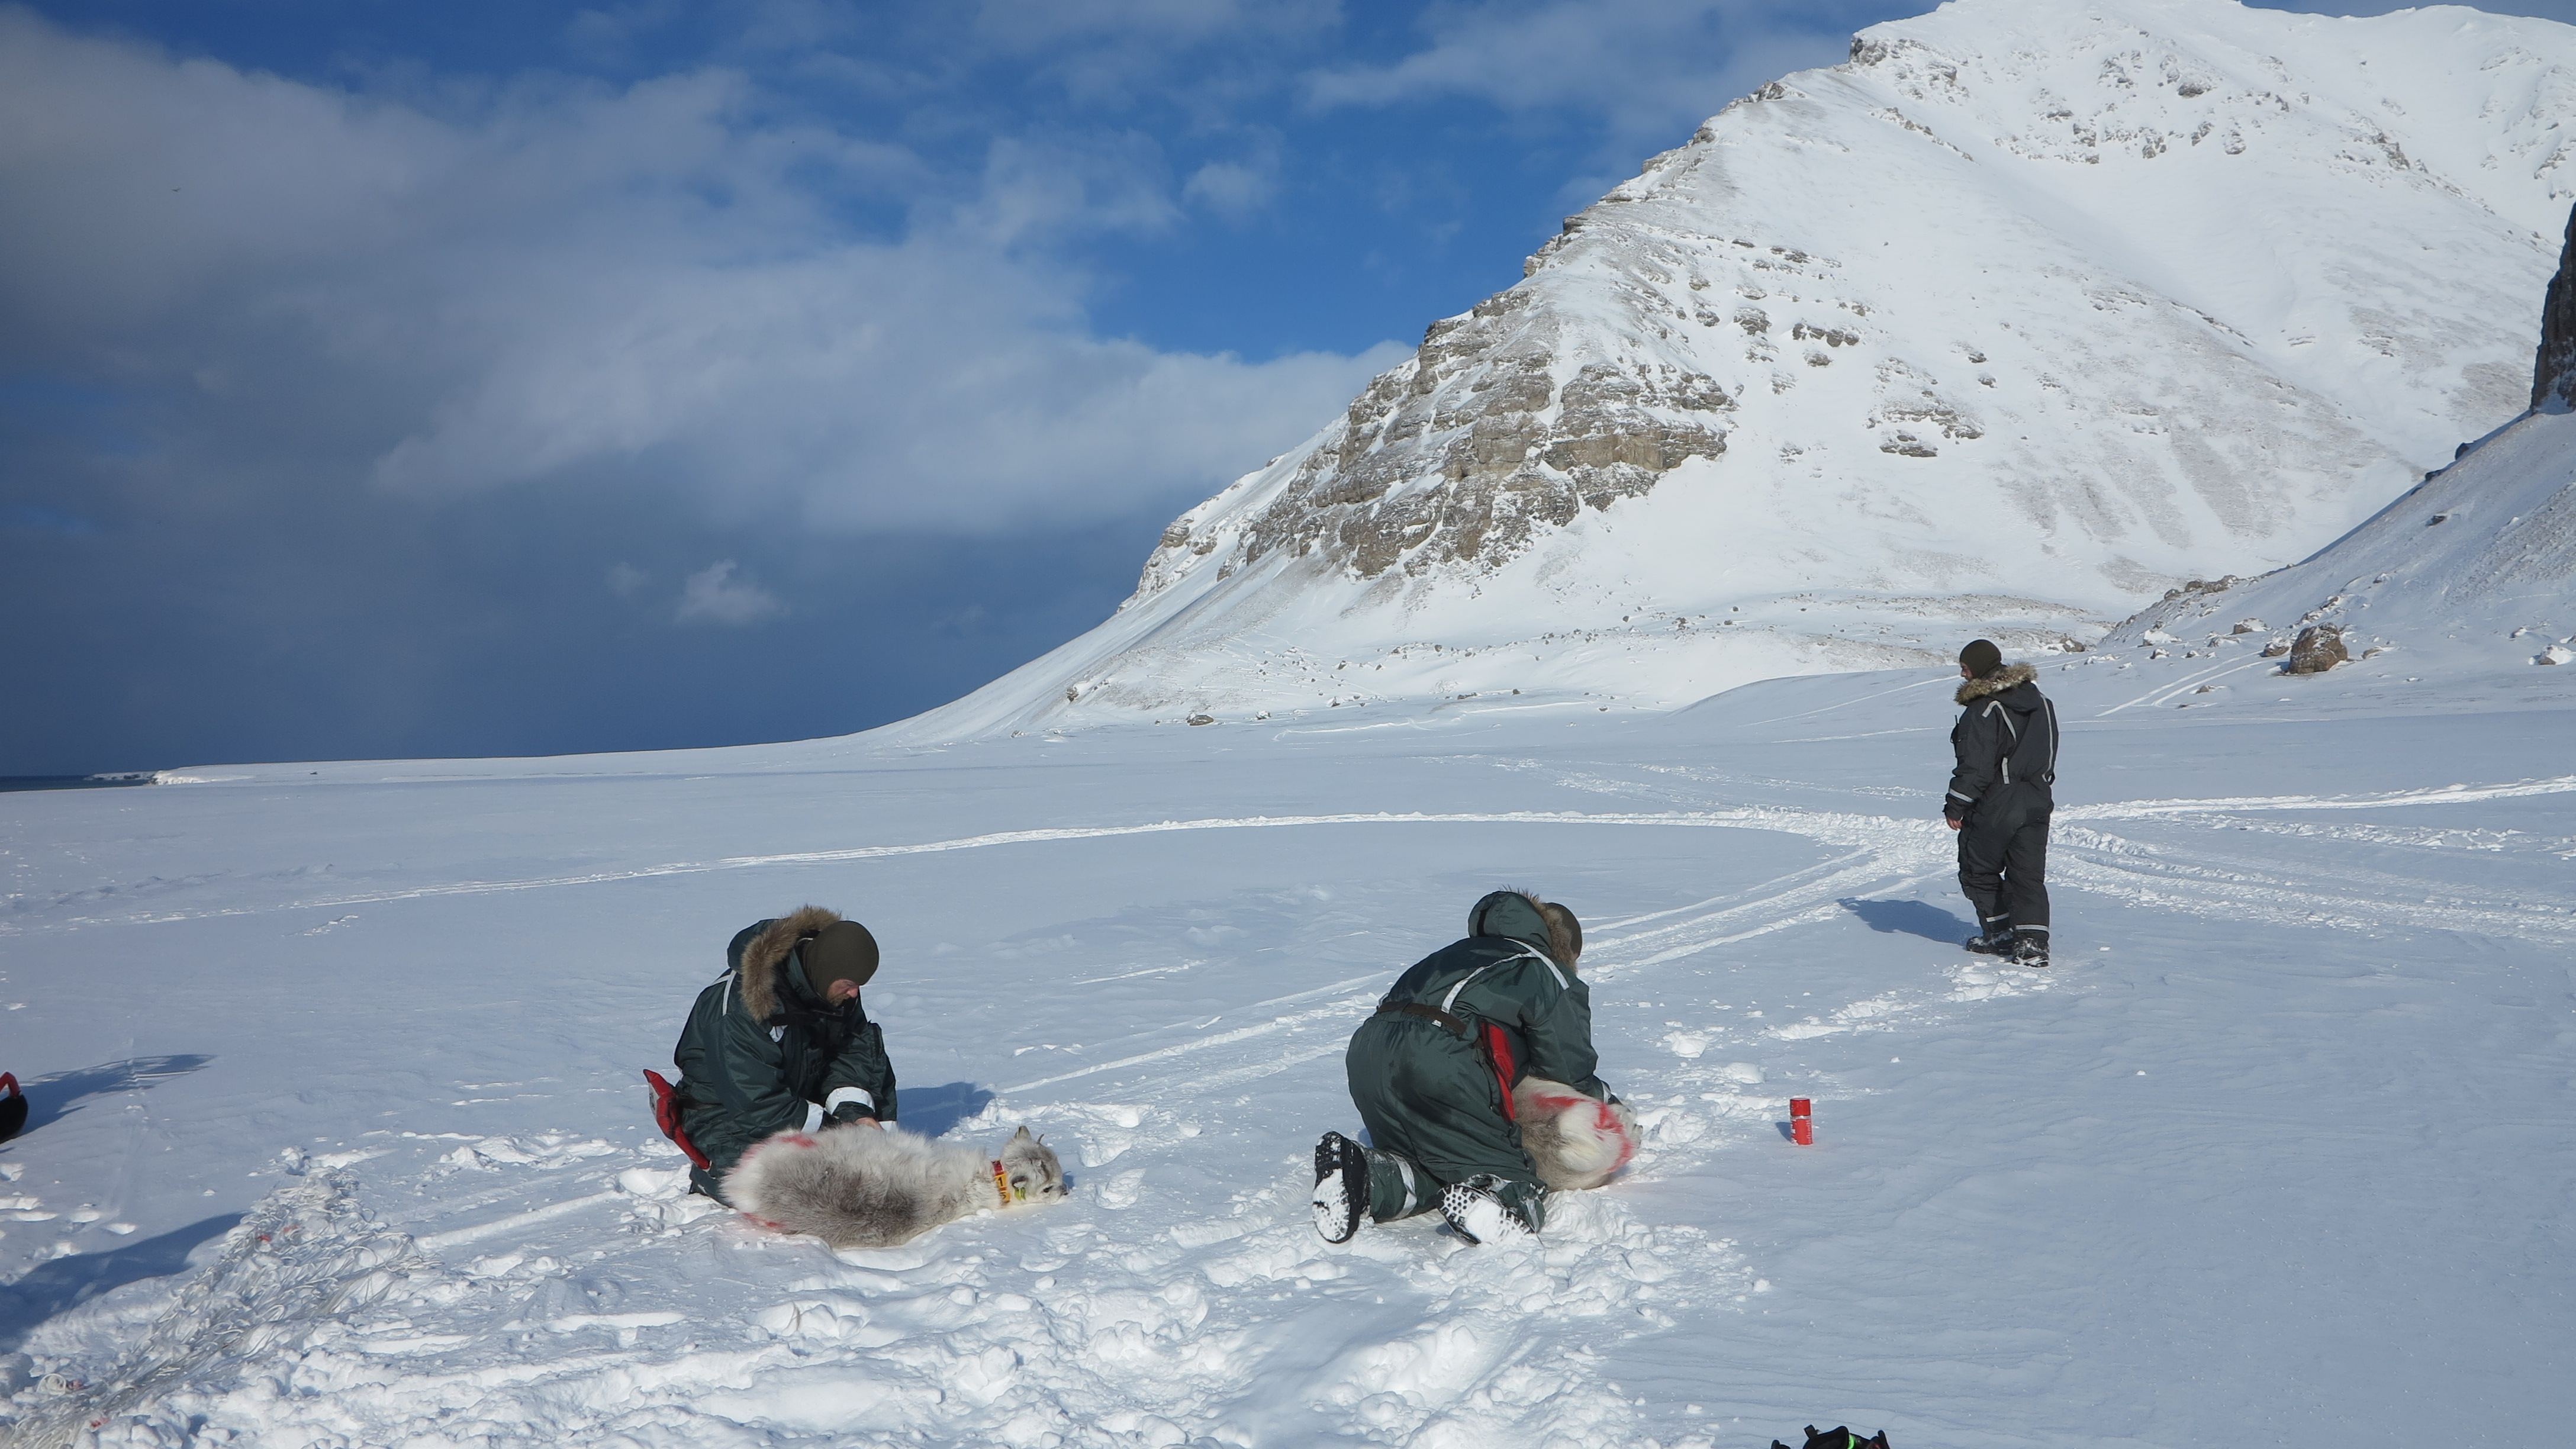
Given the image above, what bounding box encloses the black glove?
[826,1101,874,1128]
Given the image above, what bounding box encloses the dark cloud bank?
[0,5,1399,774]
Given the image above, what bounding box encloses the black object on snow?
[1773,1428,1891,1449]
[0,1074,24,1144]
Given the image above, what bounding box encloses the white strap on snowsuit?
[1437,944,1557,1016]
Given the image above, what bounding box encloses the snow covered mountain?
[2097,198,2576,691]
[894,0,2575,743]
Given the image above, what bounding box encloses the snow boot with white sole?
[2009,929,2050,968]
[1311,1131,1367,1244]
[1963,928,2015,956]
[1440,1177,1534,1245]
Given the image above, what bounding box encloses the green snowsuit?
[671,909,899,1202]
[1343,891,1612,1230]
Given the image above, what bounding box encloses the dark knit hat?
[799,920,880,997]
[1959,638,2003,678]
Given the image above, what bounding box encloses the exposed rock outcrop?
[2537,203,2576,412]
[2283,623,2348,675]
[1221,306,1733,581]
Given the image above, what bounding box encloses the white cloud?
[1302,0,1863,169]
[1183,157,1278,220]
[674,559,785,625]
[606,562,649,597]
[967,0,1344,108]
[0,8,1397,539]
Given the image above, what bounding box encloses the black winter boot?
[1310,1132,1367,1244]
[1963,930,2015,955]
[2009,928,2050,968]
[1440,1176,1536,1245]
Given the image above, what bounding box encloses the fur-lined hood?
[1953,662,2038,707]
[1468,890,1583,970]
[735,905,841,1022]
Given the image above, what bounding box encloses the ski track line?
[1025,849,1948,1097]
[1731,671,1957,729]
[2162,815,2576,855]
[1519,755,2576,826]
[1131,1036,1354,1099]
[1621,901,1854,965]
[1002,980,1383,1094]
[1595,862,1945,973]
[2056,826,2576,906]
[1019,857,1946,1100]
[2068,775,2576,818]
[2054,845,2576,944]
[2095,653,2272,715]
[1584,848,1885,934]
[414,1190,627,1252]
[11,810,1826,933]
[20,781,2570,939]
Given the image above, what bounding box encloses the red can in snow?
[1789,1097,1814,1146]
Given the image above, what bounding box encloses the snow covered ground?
[4,644,2571,1446]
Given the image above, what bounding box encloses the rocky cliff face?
[890,0,2576,743]
[2539,204,2576,412]
[2097,189,2576,681]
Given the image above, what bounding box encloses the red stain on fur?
[1530,1093,1637,1171]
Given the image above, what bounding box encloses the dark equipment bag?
[1775,1428,1891,1449]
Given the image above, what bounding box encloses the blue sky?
[4,0,2568,775]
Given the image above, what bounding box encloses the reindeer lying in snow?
[727,1123,1065,1249]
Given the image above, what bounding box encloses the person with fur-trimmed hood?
[1945,639,2060,967]
[1312,890,1612,1246]
[667,907,899,1203]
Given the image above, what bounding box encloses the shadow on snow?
[900,1082,997,1140]
[5,1055,217,1142]
[1836,897,1970,945]
[0,1214,242,1352]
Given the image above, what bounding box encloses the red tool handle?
[1789,1097,1813,1146]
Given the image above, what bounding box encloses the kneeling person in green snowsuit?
[1313,890,1612,1245]
[668,906,899,1203]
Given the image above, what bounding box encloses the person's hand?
[825,1102,878,1129]
[1944,816,1962,831]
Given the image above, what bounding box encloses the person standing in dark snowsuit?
[1944,639,2060,966]
[664,906,899,1203]
[1311,890,1611,1245]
